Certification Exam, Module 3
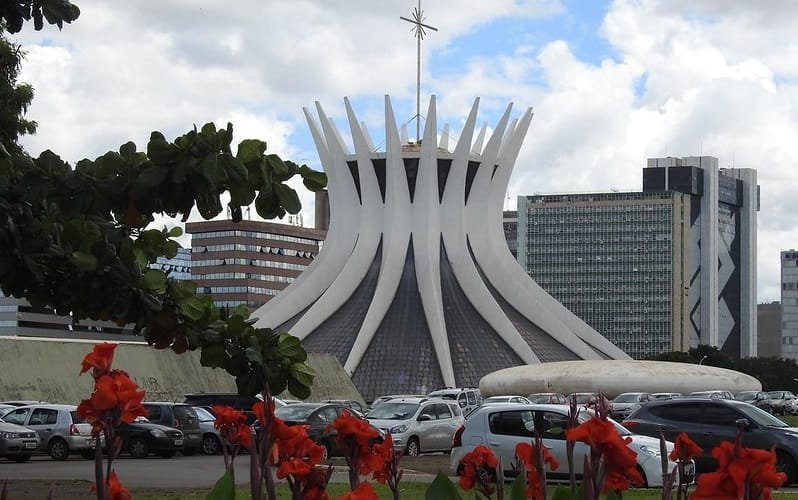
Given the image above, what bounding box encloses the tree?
[0,30,36,155]
[0,1,326,399]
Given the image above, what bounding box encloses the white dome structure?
[479,360,761,399]
[252,96,630,400]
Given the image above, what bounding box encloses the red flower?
[90,470,131,500]
[669,432,703,462]
[365,433,395,483]
[458,445,499,493]
[336,481,377,500]
[78,370,146,432]
[565,416,643,493]
[211,405,251,449]
[80,343,117,378]
[329,410,378,453]
[515,441,559,499]
[271,418,325,480]
[693,441,786,500]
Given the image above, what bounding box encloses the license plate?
[24,442,36,449]
[174,439,183,446]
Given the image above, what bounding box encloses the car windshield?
[483,397,509,403]
[737,404,789,427]
[275,405,318,421]
[193,407,215,422]
[366,403,419,420]
[736,392,756,401]
[573,394,593,404]
[613,394,641,403]
[527,394,555,403]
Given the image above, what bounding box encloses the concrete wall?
[0,337,362,405]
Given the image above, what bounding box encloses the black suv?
[622,397,798,484]
[141,403,202,455]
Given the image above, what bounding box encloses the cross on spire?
[400,0,437,144]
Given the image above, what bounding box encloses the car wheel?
[12,455,31,463]
[129,437,149,459]
[202,434,221,455]
[777,451,797,485]
[48,438,69,461]
[321,441,331,461]
[405,437,420,457]
[181,447,197,456]
[158,451,176,458]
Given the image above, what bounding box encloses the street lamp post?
[699,355,708,365]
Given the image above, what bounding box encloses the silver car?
[193,406,224,455]
[367,397,464,456]
[611,392,652,420]
[1,404,96,460]
[0,418,40,462]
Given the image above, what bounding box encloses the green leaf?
[119,141,137,159]
[236,139,267,166]
[71,251,97,271]
[167,226,183,238]
[287,377,311,400]
[273,183,301,214]
[425,473,462,500]
[277,334,307,361]
[290,362,314,387]
[141,269,168,292]
[178,295,210,321]
[200,343,229,369]
[549,484,573,500]
[508,474,527,500]
[254,188,283,220]
[136,165,167,189]
[205,468,235,500]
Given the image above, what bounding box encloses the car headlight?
[390,424,409,434]
[0,432,19,439]
[638,445,660,457]
[150,429,166,438]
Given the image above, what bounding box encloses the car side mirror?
[418,414,433,422]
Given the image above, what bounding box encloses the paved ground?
[0,453,453,498]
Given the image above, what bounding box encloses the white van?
[427,388,481,415]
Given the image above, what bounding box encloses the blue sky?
[12,0,798,304]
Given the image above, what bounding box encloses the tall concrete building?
[186,219,326,310]
[782,251,798,359]
[513,156,759,359]
[758,301,782,358]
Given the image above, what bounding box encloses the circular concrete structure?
[479,360,761,398]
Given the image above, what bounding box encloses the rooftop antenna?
[400,0,437,144]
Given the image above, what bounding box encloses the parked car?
[274,402,364,459]
[0,417,39,462]
[427,388,481,415]
[768,391,798,416]
[0,404,15,417]
[651,392,683,400]
[527,393,568,405]
[192,406,224,455]
[687,390,734,399]
[115,421,184,458]
[1,404,96,460]
[481,395,532,405]
[142,403,202,455]
[183,392,286,424]
[735,391,773,413]
[449,403,692,487]
[367,397,464,457]
[622,397,798,483]
[567,392,613,413]
[611,392,652,420]
[321,399,367,417]
[370,395,428,411]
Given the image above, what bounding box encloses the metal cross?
[400,0,437,144]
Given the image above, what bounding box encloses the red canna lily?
[211,405,251,449]
[669,432,703,463]
[336,481,378,500]
[693,441,786,500]
[515,441,559,499]
[458,445,499,494]
[78,370,146,433]
[80,342,117,378]
[329,409,379,458]
[90,470,131,500]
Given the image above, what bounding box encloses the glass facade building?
[782,251,798,359]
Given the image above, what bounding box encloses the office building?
[186,219,326,310]
[758,301,782,358]
[513,156,758,359]
[782,251,798,359]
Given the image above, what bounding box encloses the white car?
[482,396,532,405]
[449,403,693,488]
[367,397,464,456]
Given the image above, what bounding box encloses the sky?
[11,0,798,304]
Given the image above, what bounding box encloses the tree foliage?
[0,1,326,399]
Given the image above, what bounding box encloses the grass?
[132,482,798,499]
[781,414,798,427]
